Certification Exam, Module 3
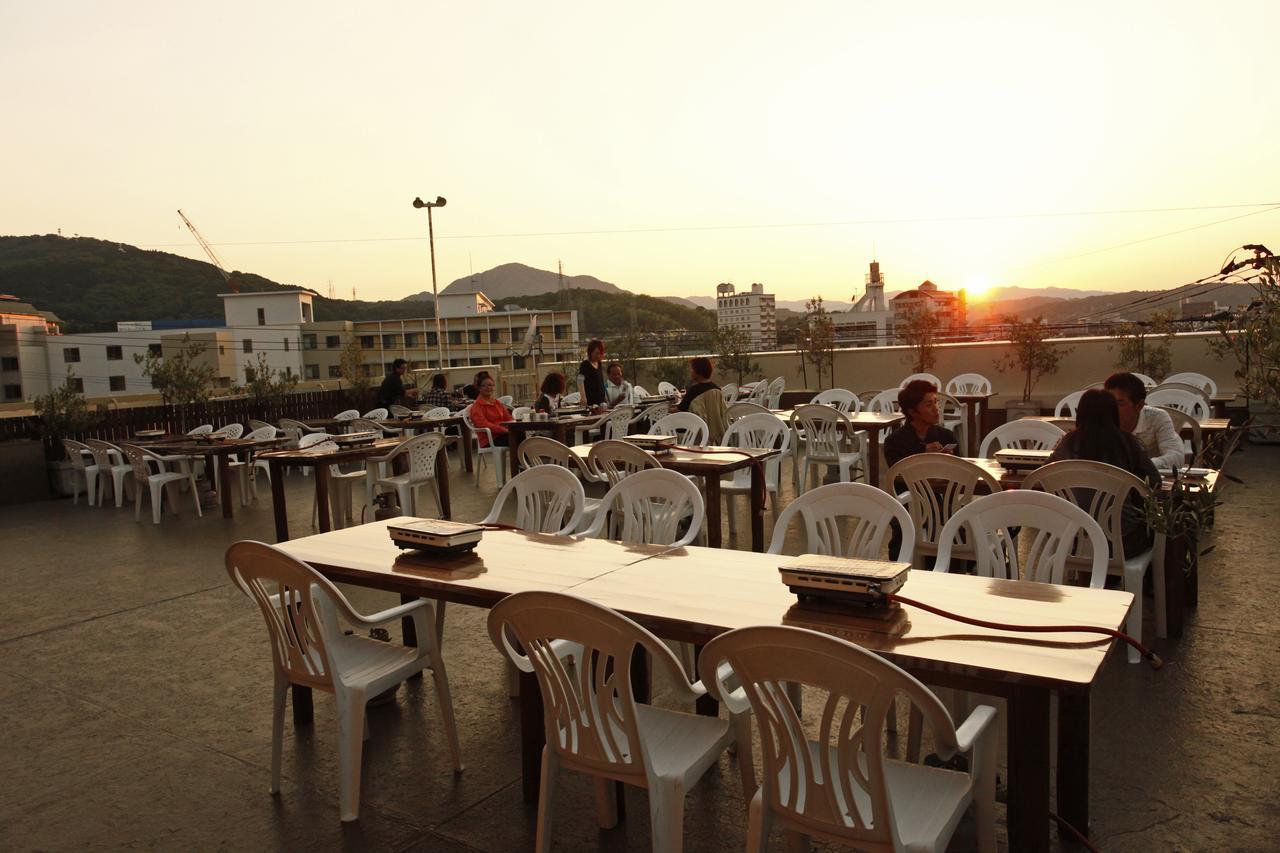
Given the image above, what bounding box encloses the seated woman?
[469,375,512,447]
[1048,388,1161,557]
[534,372,565,415]
[421,373,453,410]
[462,370,492,401]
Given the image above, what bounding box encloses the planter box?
[0,439,53,505]
[48,459,80,498]
[1004,399,1043,421]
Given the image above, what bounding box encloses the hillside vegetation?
[493,289,717,338]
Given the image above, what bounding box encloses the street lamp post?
[413,195,448,371]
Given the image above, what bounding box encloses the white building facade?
[716,282,777,350]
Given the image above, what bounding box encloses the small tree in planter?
[236,352,300,419]
[1109,309,1176,380]
[34,368,99,494]
[1208,247,1280,420]
[712,326,761,386]
[897,303,941,375]
[134,333,216,431]
[996,315,1070,416]
[798,297,835,390]
[338,337,374,411]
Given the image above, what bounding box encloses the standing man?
[377,358,419,409]
[883,379,957,468]
[577,339,608,409]
[1104,372,1185,472]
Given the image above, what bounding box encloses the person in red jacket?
[469,375,512,447]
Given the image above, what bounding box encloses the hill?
[492,290,716,339]
[0,234,439,332]
[403,262,623,302]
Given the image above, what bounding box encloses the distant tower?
[856,260,887,312]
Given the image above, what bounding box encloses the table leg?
[1006,684,1051,853]
[315,464,332,533]
[693,643,718,717]
[462,426,474,473]
[1057,689,1091,840]
[292,684,313,725]
[218,453,235,518]
[509,429,523,480]
[867,429,884,489]
[435,444,452,519]
[966,401,980,457]
[1213,400,1227,419]
[270,459,290,542]
[749,461,766,553]
[520,668,544,803]
[704,474,723,548]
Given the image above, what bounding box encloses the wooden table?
[145,436,288,518]
[279,520,1132,852]
[504,414,604,478]
[775,409,904,488]
[258,435,452,542]
[1209,393,1234,419]
[305,416,473,473]
[951,392,995,456]
[570,444,779,551]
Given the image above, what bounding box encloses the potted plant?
[34,369,99,496]
[996,315,1070,420]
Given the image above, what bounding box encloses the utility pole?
[413,196,448,369]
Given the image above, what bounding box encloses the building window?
[410,360,426,370]
[218,376,232,388]
[326,335,341,349]
[242,339,253,353]
[428,360,439,369]
[382,335,397,349]
[469,357,484,366]
[71,378,84,393]
[284,338,290,351]
[106,345,123,361]
[554,325,569,340]
[362,364,377,377]
[3,384,21,400]
[302,334,316,350]
[304,364,320,380]
[360,335,376,349]
[327,365,342,378]
[468,330,482,344]
[425,332,438,346]
[511,354,526,370]
[257,308,266,325]
[109,375,126,391]
[302,303,312,322]
[148,343,163,357]
[219,345,225,355]
[404,333,419,347]
[63,348,80,363]
[448,331,462,345]
[1,356,18,371]
[489,329,503,343]
[449,358,463,367]
[511,328,526,342]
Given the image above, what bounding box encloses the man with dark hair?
[377,358,418,408]
[676,357,717,411]
[883,380,957,468]
[576,339,607,408]
[1103,371,1184,471]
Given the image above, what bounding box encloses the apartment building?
[891,280,967,341]
[716,282,777,350]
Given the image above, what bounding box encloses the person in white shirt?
[1104,372,1185,473]
[604,362,633,408]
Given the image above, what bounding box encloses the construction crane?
[177,209,240,292]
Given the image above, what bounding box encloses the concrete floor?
[1,446,1278,852]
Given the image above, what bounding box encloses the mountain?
[0,234,441,332]
[403,262,623,302]
[983,286,1112,301]
[493,290,716,338]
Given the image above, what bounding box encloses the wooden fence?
[0,389,361,457]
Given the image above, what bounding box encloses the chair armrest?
[954,703,999,753]
[346,596,434,630]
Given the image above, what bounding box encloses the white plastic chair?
[765,376,785,408]
[767,482,914,560]
[511,406,532,422]
[721,413,790,536]
[561,392,582,405]
[225,541,462,823]
[945,373,993,396]
[493,394,511,408]
[1163,372,1217,396]
[481,465,584,535]
[899,372,942,388]
[1158,405,1201,465]
[333,409,360,421]
[422,406,452,419]
[577,468,704,547]
[61,438,99,506]
[866,388,901,415]
[699,625,997,853]
[367,431,445,517]
[389,404,414,418]
[585,439,663,487]
[1023,460,1163,662]
[488,591,751,853]
[280,417,325,435]
[1146,388,1210,422]
[977,420,1065,458]
[885,453,1001,570]
[187,424,214,436]
[653,412,709,448]
[211,423,245,439]
[809,388,859,413]
[85,439,133,507]
[361,407,389,420]
[1055,390,1085,418]
[789,405,863,493]
[747,381,770,406]
[460,405,507,487]
[656,381,678,397]
[227,425,278,506]
[720,382,739,404]
[632,385,651,400]
[517,436,575,469]
[295,433,363,528]
[725,401,774,427]
[935,490,1109,587]
[600,404,635,441]
[1131,372,1158,388]
[249,418,276,433]
[118,442,203,524]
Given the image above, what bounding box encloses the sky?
[2,1,1277,304]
